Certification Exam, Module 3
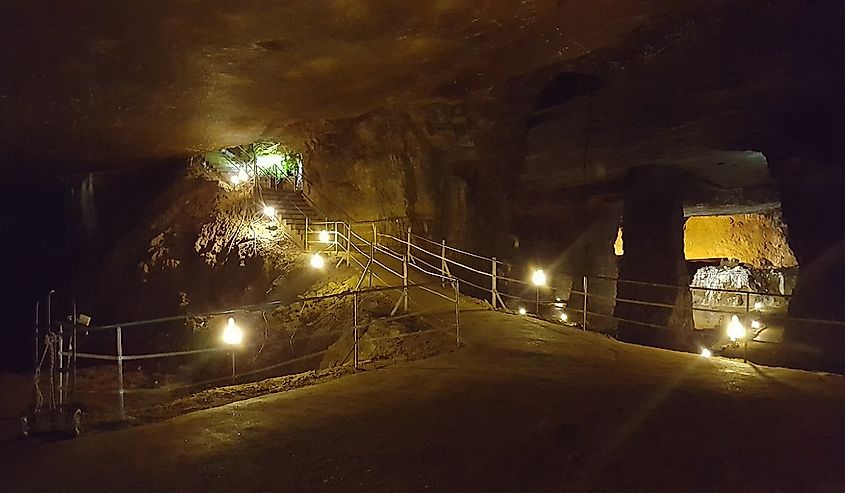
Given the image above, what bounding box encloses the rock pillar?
[614,166,693,350]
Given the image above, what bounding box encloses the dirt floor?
[2,304,844,492]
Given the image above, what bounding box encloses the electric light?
[700,347,712,358]
[318,230,331,243]
[263,205,276,217]
[560,312,568,322]
[727,315,747,342]
[751,320,761,330]
[222,317,244,345]
[237,169,249,182]
[256,154,282,169]
[230,175,241,185]
[518,307,527,315]
[554,297,564,308]
[310,252,325,269]
[531,269,547,287]
[753,301,763,311]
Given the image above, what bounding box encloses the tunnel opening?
[200,141,304,189]
[613,207,800,345]
[682,209,799,347]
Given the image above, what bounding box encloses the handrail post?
[353,292,359,370]
[454,280,461,347]
[369,223,376,287]
[116,326,125,421]
[304,216,309,251]
[582,275,588,331]
[441,239,447,287]
[334,222,339,255]
[491,257,498,309]
[404,226,411,313]
[403,251,409,314]
[744,290,750,362]
[346,223,351,267]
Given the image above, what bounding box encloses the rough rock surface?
[684,211,797,268]
[615,167,693,350]
[303,100,526,254]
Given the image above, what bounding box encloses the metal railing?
[303,219,845,345]
[65,280,459,421]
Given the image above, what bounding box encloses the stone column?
[772,152,845,355]
[614,166,693,350]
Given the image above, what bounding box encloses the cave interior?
[3,1,845,372]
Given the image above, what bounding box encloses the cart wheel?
[20,415,32,437]
[65,408,83,438]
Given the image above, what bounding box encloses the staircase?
[261,188,326,248]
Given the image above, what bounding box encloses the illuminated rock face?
[683,212,797,268]
[303,100,526,255]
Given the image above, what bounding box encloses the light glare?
[318,230,331,243]
[727,315,747,342]
[518,307,527,315]
[222,317,244,345]
[754,301,763,311]
[751,320,761,329]
[560,312,568,322]
[700,348,712,358]
[531,269,547,287]
[263,205,276,217]
[310,252,325,269]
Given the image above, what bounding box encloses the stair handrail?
[278,176,333,223]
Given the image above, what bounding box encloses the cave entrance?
[682,209,798,344]
[201,141,303,189]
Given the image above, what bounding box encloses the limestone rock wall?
[683,211,798,268]
[300,100,527,256]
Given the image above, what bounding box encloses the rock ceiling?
[1,0,714,165]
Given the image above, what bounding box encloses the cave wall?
[301,100,527,256]
[683,211,797,268]
[770,152,845,352]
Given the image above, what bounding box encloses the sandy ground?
[1,305,844,492]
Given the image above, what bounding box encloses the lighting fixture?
[531,269,547,287]
[310,252,325,269]
[727,315,747,342]
[222,317,244,345]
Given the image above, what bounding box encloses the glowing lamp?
[727,315,747,342]
[554,297,564,309]
[256,154,282,169]
[263,205,276,217]
[560,312,568,322]
[318,230,331,243]
[237,169,249,182]
[531,269,547,287]
[751,320,761,330]
[222,317,244,345]
[753,301,763,311]
[310,252,325,269]
[230,175,241,185]
[700,348,712,358]
[518,307,527,316]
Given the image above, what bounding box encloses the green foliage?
[201,140,302,181]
